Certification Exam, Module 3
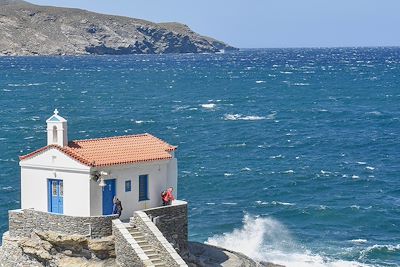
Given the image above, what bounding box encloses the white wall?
[20,147,178,220]
[91,159,178,220]
[20,148,91,216]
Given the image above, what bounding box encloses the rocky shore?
[0,0,237,56]
[0,230,282,267]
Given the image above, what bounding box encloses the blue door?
[48,179,63,214]
[102,179,116,215]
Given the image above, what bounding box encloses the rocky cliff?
[0,0,237,55]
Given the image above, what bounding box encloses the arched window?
[53,126,58,143]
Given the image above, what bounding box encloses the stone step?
[147,254,159,259]
[151,259,165,265]
[132,236,145,240]
[142,248,155,253]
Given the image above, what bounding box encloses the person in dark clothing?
[115,198,123,218]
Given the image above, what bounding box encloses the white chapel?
[19,110,178,220]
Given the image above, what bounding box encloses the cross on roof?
[54,109,59,115]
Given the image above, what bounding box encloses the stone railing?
[131,211,187,267]
[142,200,188,255]
[8,209,118,238]
[112,219,153,267]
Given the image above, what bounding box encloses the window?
[138,175,148,201]
[125,180,132,192]
[52,126,58,143]
[52,181,58,196]
[59,181,63,196]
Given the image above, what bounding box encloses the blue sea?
[0,48,399,266]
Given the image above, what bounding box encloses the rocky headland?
[0,230,282,267]
[0,0,237,56]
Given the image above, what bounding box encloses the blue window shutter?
[139,175,148,201]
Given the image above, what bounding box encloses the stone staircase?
[127,226,166,267]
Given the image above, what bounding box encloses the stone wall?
[9,209,118,239]
[131,212,187,267]
[142,200,188,255]
[112,219,152,267]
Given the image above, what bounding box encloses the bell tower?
[46,109,68,147]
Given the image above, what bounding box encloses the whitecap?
[206,214,370,267]
[134,120,155,124]
[228,143,246,147]
[283,170,294,174]
[222,202,237,205]
[352,175,360,179]
[255,80,266,84]
[356,162,367,165]
[365,166,375,171]
[2,186,14,191]
[224,114,266,121]
[359,244,400,259]
[266,111,277,120]
[350,239,368,244]
[293,83,310,86]
[201,103,216,109]
[206,202,215,205]
[366,111,382,116]
[241,167,251,171]
[269,154,284,159]
[224,173,234,177]
[272,201,295,206]
[24,136,34,140]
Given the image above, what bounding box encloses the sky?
[29,0,400,49]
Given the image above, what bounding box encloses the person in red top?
[162,187,175,206]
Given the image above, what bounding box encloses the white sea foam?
[2,186,14,191]
[222,202,237,205]
[7,82,44,87]
[271,201,295,206]
[293,83,310,86]
[206,215,370,267]
[270,154,284,159]
[359,244,400,259]
[134,120,155,124]
[352,175,360,179]
[365,166,375,171]
[255,80,266,84]
[350,239,368,244]
[224,114,266,121]
[283,170,294,174]
[241,167,251,171]
[224,173,234,177]
[366,111,382,116]
[200,103,216,109]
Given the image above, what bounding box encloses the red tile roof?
[19,133,176,167]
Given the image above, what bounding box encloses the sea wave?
[200,103,216,109]
[358,244,400,260]
[206,214,372,267]
[224,114,266,121]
